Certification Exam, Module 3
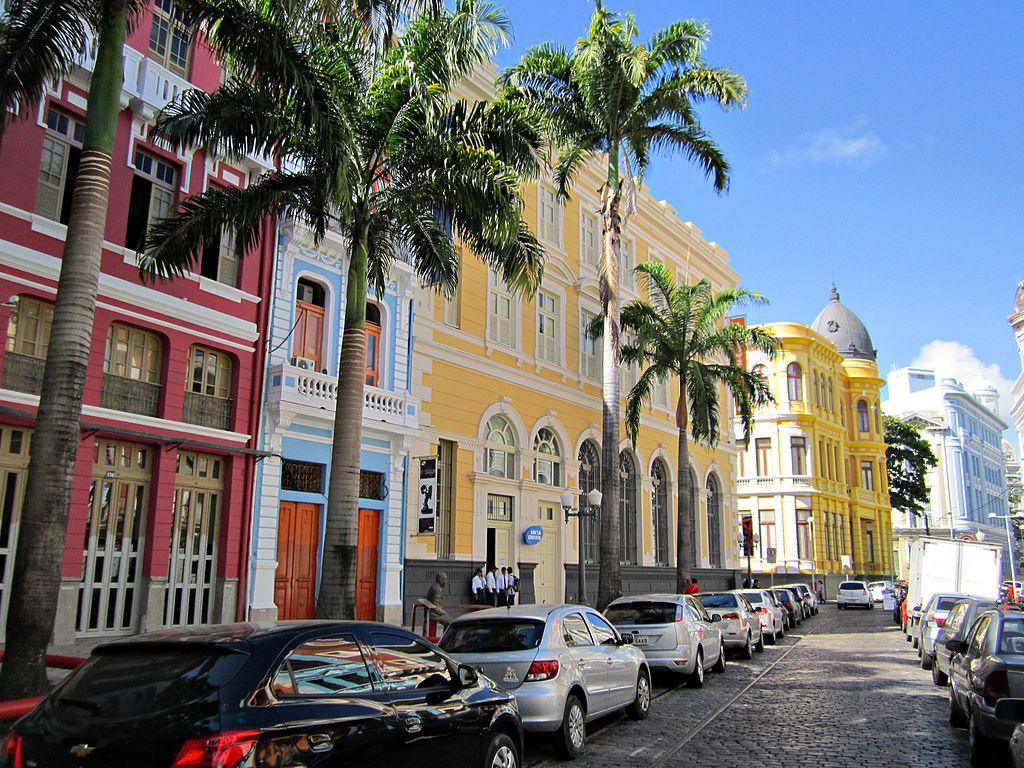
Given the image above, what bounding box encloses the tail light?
[172,730,260,768]
[756,607,769,615]
[983,670,1010,706]
[935,617,946,628]
[721,612,741,620]
[674,605,685,623]
[525,660,559,682]
[0,732,24,768]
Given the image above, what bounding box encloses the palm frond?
[624,363,659,446]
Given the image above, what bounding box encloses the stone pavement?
[527,604,971,768]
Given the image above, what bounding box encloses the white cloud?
[769,119,888,167]
[910,339,1014,423]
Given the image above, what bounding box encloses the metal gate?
[0,427,30,635]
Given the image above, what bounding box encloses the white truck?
[904,536,1003,638]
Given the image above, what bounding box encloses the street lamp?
[988,511,1024,586]
[562,487,602,606]
[736,530,760,586]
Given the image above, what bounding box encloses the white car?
[737,589,786,644]
[867,580,895,603]
[836,580,872,609]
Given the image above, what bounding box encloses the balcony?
[736,475,815,493]
[183,391,232,431]
[267,362,419,430]
[100,375,161,417]
[2,353,44,395]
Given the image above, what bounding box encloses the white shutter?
[35,137,68,221]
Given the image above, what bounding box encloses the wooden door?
[535,505,560,603]
[365,321,381,387]
[355,508,380,620]
[275,502,320,620]
[292,301,325,370]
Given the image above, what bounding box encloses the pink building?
[0,1,275,645]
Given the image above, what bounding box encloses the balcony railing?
[100,374,161,417]
[182,391,232,431]
[2,353,45,395]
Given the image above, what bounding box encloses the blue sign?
[522,525,544,545]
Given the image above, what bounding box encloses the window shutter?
[35,137,67,221]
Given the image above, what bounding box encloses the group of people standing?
[472,565,517,606]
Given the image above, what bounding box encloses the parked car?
[947,608,1024,766]
[932,598,999,686]
[781,586,812,618]
[737,590,786,644]
[836,581,872,610]
[772,588,801,628]
[605,594,726,687]
[868,580,896,603]
[785,583,819,615]
[0,621,524,768]
[440,605,650,759]
[994,698,1024,768]
[917,592,972,671]
[697,592,764,659]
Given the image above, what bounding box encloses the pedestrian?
[683,578,700,595]
[506,568,517,606]
[471,567,485,605]
[752,578,761,588]
[497,567,508,606]
[742,576,752,588]
[485,565,498,606]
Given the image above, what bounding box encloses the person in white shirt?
[471,568,485,605]
[505,568,517,606]
[496,568,508,605]
[485,566,498,606]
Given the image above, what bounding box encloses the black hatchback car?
[1,622,523,768]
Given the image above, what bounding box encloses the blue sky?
[494,1,1024,425]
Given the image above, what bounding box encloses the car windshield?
[605,601,679,625]
[440,620,545,653]
[699,594,738,608]
[739,592,764,605]
[774,591,792,603]
[936,597,961,611]
[1000,617,1024,655]
[840,582,865,591]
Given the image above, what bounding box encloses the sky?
[492,1,1024,430]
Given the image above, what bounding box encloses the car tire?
[767,629,778,645]
[969,710,1000,767]
[627,669,651,720]
[741,632,754,660]
[712,645,727,673]
[755,633,765,653]
[913,637,919,650]
[838,603,845,610]
[932,663,948,686]
[867,602,873,610]
[555,694,586,759]
[687,649,705,688]
[485,732,520,768]
[949,690,968,729]
[921,652,933,671]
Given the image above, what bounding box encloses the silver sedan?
[697,591,764,659]
[737,589,786,644]
[440,604,651,759]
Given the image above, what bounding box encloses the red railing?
[410,602,490,642]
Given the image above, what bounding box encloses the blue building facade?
[249,221,420,623]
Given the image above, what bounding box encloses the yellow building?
[735,286,894,592]
[401,67,745,611]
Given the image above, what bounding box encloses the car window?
[967,616,991,657]
[699,594,738,608]
[369,631,453,691]
[686,597,712,621]
[839,582,864,591]
[999,617,1024,655]
[737,594,754,612]
[586,613,619,645]
[936,597,960,612]
[944,604,966,634]
[773,591,790,604]
[563,612,595,647]
[273,635,374,697]
[740,591,764,605]
[605,601,679,625]
[439,620,544,653]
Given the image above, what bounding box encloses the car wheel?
[838,603,845,610]
[754,633,765,653]
[687,649,705,688]
[913,637,919,650]
[712,645,727,673]
[485,732,519,768]
[921,652,933,671]
[555,694,586,759]
[932,663,948,686]
[867,602,873,610]
[969,710,1000,767]
[949,690,968,729]
[627,669,651,720]
[767,629,778,645]
[741,632,754,660]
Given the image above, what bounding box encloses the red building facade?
[0,2,274,644]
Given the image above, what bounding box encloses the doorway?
[355,508,380,620]
[275,501,320,620]
[534,504,561,603]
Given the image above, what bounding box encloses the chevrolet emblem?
[70,743,95,758]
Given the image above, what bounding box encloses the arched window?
[485,415,516,478]
[293,277,327,371]
[786,363,803,401]
[619,452,638,565]
[828,378,835,413]
[533,428,562,486]
[365,302,382,387]
[857,399,870,433]
[103,323,163,417]
[706,474,722,568]
[689,468,699,565]
[651,459,671,566]
[812,371,819,406]
[184,345,233,429]
[578,441,600,564]
[752,364,769,399]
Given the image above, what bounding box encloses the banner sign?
[418,457,437,534]
[522,525,544,545]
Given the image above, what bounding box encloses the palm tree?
[620,263,779,592]
[0,0,149,697]
[140,0,543,618]
[500,3,747,607]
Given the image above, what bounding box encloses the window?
[486,494,513,522]
[485,415,516,478]
[967,616,991,657]
[857,399,870,433]
[538,186,562,247]
[536,291,560,364]
[812,371,819,406]
[369,631,452,691]
[786,363,803,401]
[435,439,455,559]
[828,379,835,412]
[104,324,162,384]
[442,287,460,328]
[653,373,670,408]
[759,510,776,557]
[562,613,594,647]
[796,511,811,560]
[488,273,516,347]
[826,442,834,480]
[6,297,52,359]
[865,522,875,563]
[620,332,639,394]
[365,303,382,387]
[273,635,374,697]
[293,278,326,370]
[281,460,325,494]
[619,452,638,565]
[149,0,191,76]
[861,460,875,491]
[35,107,84,224]
[580,211,599,267]
[580,310,602,380]
[619,237,635,288]
[533,428,562,486]
[578,441,600,565]
[790,437,806,475]
[651,459,671,566]
[688,468,699,565]
[706,475,722,567]
[755,438,772,477]
[125,149,177,253]
[200,227,238,287]
[440,620,545,653]
[586,612,618,645]
[187,346,230,399]
[752,364,769,399]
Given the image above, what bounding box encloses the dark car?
[932,598,999,686]
[781,586,811,620]
[947,608,1024,766]
[0,622,523,768]
[771,589,800,628]
[994,698,1024,768]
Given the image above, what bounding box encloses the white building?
[1011,282,1024,466]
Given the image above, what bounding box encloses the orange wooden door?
[355,508,379,621]
[365,321,381,387]
[274,501,320,620]
[292,301,325,370]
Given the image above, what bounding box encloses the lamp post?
[562,487,602,606]
[736,531,760,586]
[988,512,1024,586]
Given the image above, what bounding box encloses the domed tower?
[811,284,877,361]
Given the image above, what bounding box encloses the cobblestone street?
[528,604,971,768]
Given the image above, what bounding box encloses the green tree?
[500,3,746,607]
[141,0,543,618]
[618,263,778,591]
[883,415,938,528]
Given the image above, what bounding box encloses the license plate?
[632,635,650,646]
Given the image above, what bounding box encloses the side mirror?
[945,639,968,654]
[995,698,1024,722]
[619,634,634,646]
[457,663,478,688]
[709,614,722,623]
[912,605,921,613]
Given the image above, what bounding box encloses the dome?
[811,284,876,361]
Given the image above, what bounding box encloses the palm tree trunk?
[676,380,693,593]
[0,1,127,698]
[317,224,369,620]
[597,151,622,610]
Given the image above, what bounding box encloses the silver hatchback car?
[604,594,726,687]
[440,604,651,759]
[737,589,786,644]
[697,592,764,659]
